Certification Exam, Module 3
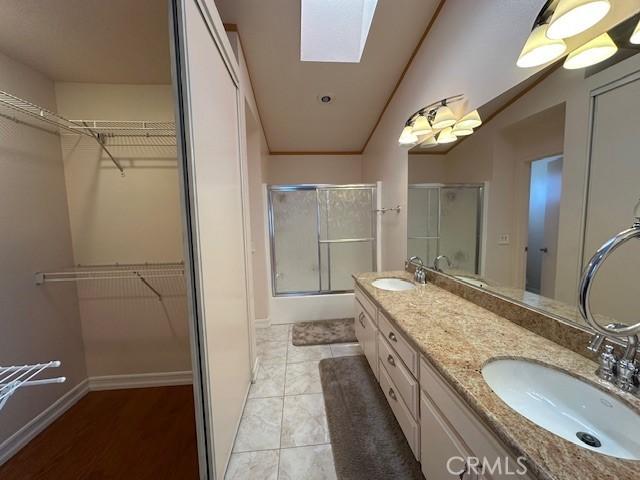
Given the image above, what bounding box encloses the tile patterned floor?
[225,323,363,480]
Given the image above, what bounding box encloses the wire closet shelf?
[35,262,185,302]
[0,361,65,411]
[0,90,177,176]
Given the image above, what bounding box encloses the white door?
[172,1,251,478]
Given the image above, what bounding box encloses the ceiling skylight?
[300,0,378,63]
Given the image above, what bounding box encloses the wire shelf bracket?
[0,361,65,411]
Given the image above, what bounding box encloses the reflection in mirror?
[407,12,640,331]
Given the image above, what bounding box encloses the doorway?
[525,155,563,296]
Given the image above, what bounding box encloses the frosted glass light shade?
[399,126,418,146]
[436,127,457,144]
[411,115,432,136]
[456,110,482,129]
[517,24,567,68]
[631,18,640,45]
[452,123,473,136]
[563,32,617,69]
[431,105,456,129]
[419,135,437,148]
[547,0,611,40]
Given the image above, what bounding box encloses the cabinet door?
[421,391,475,480]
[363,311,378,380]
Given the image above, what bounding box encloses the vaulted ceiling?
[214,0,442,153]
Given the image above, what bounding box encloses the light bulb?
[631,18,640,45]
[452,124,473,136]
[563,32,617,69]
[436,127,457,144]
[398,125,418,146]
[411,115,432,136]
[547,0,611,40]
[431,105,457,129]
[456,110,482,129]
[517,24,567,68]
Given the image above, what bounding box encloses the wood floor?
[0,386,199,480]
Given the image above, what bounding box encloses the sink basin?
[455,275,487,288]
[482,358,640,460]
[371,278,415,291]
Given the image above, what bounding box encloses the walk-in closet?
[0,2,198,477]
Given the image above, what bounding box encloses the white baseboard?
[255,317,271,328]
[252,356,261,382]
[0,379,89,465]
[88,371,193,391]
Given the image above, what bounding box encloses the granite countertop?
[354,271,640,480]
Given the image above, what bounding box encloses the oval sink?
[482,358,640,460]
[371,278,415,291]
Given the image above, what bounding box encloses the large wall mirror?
[407,13,640,331]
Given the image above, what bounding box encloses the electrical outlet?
[498,234,510,245]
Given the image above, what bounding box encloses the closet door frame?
[169,0,251,478]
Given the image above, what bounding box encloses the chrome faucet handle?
[596,344,617,382]
[615,359,638,393]
[587,334,605,353]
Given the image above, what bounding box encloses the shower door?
[408,184,483,273]
[269,185,376,295]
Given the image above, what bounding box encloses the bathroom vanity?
[353,271,640,480]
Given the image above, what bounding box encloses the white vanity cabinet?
[354,283,533,480]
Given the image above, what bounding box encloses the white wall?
[54,83,190,377]
[267,154,363,185]
[0,52,87,447]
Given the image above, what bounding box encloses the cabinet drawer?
[379,362,420,459]
[378,311,418,377]
[378,335,418,419]
[420,391,474,480]
[420,357,532,480]
[355,286,377,326]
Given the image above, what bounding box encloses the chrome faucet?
[433,255,451,273]
[408,256,427,284]
[579,205,640,396]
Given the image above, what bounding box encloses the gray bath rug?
[319,356,424,480]
[291,318,356,346]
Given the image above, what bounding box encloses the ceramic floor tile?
[330,343,363,357]
[225,450,279,480]
[233,397,283,452]
[249,361,286,398]
[284,361,322,395]
[281,393,329,448]
[278,444,337,480]
[287,344,332,364]
[256,324,290,343]
[258,340,288,362]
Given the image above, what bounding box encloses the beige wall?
[267,154,363,185]
[54,82,190,377]
[0,52,87,446]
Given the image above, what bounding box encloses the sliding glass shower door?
[269,185,376,295]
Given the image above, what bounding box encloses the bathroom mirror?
[407,12,640,330]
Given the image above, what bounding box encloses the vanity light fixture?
[398,125,418,146]
[411,114,432,136]
[398,95,482,148]
[563,32,617,69]
[517,24,567,68]
[631,18,640,44]
[436,127,457,144]
[547,0,611,40]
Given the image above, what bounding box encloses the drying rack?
[0,361,65,411]
[0,90,176,176]
[35,262,185,301]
